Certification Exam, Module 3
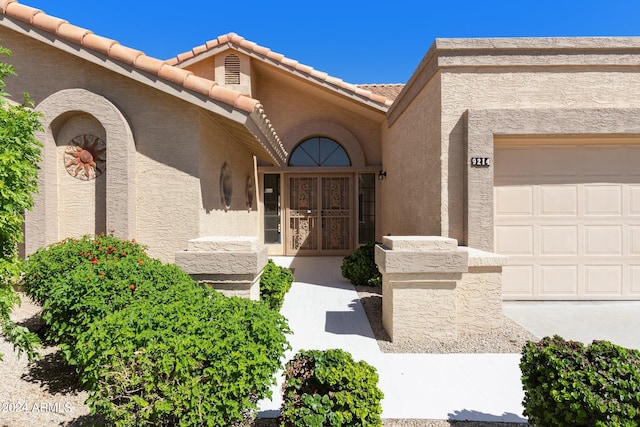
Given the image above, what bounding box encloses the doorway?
[287,175,352,255]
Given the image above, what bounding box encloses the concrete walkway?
[258,257,527,423]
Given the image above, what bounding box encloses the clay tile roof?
[0,0,287,165]
[0,0,260,114]
[167,32,395,109]
[356,84,405,102]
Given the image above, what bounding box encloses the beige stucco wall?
[198,112,260,237]
[384,39,640,247]
[55,113,107,238]
[381,73,442,237]
[2,26,259,262]
[254,74,382,165]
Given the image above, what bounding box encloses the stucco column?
[175,237,267,300]
[375,236,468,342]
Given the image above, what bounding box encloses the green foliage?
[521,335,640,426]
[0,45,43,362]
[21,234,165,364]
[341,242,381,287]
[22,235,291,426]
[22,234,149,306]
[260,259,294,311]
[280,349,383,427]
[76,282,291,427]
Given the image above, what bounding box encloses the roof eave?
[172,37,393,113]
[0,14,286,165]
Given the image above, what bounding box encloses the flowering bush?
[22,234,291,426]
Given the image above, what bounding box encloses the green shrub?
[260,259,294,311]
[341,242,381,287]
[280,348,383,427]
[21,235,189,365]
[22,234,150,305]
[76,283,291,427]
[521,335,640,426]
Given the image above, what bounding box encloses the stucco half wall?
[25,88,136,254]
[465,107,640,252]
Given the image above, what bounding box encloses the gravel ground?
[0,294,105,427]
[1,291,532,426]
[355,285,539,354]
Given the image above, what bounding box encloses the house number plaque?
[471,157,491,167]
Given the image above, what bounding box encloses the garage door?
[494,139,640,300]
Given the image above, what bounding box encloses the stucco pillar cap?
[186,236,259,252]
[381,236,458,251]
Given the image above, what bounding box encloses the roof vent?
[224,54,241,85]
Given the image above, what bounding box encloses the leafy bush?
[280,348,383,427]
[76,283,291,427]
[21,235,184,365]
[341,242,381,287]
[22,235,291,426]
[260,259,294,311]
[22,234,150,305]
[0,45,43,362]
[521,335,640,426]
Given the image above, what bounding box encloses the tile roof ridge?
[0,1,260,114]
[168,32,394,108]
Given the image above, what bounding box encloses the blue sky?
[22,0,640,84]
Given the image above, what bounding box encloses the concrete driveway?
[503,300,640,350]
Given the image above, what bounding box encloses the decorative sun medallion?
[64,134,106,181]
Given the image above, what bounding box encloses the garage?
[494,138,640,300]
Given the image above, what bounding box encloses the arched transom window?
[288,137,351,167]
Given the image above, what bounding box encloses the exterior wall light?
[378,170,387,180]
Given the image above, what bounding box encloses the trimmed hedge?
[341,242,381,287]
[280,348,383,427]
[260,259,294,311]
[21,235,292,426]
[521,335,640,426]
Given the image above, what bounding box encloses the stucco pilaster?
[175,237,267,300]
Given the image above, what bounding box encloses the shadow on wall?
[448,409,528,424]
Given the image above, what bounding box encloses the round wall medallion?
[220,162,233,210]
[245,176,254,211]
[64,134,106,181]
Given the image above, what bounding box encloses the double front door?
[287,175,351,255]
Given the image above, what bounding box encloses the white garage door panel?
[495,141,640,300]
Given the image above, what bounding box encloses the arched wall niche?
[25,88,136,254]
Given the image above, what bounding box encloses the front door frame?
[285,173,354,256]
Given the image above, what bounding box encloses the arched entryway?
[286,137,352,255]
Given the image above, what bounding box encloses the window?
[263,174,281,243]
[358,173,375,243]
[224,54,240,85]
[288,137,351,167]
